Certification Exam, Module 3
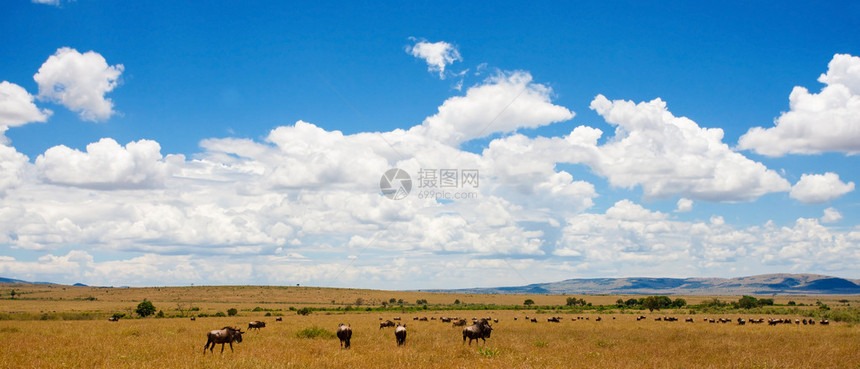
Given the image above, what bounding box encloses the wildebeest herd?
[199,314,831,353]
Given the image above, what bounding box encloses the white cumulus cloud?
[675,198,693,212]
[790,172,855,204]
[0,81,52,128]
[410,71,574,145]
[406,38,462,79]
[35,138,177,189]
[738,53,860,156]
[584,94,791,201]
[821,207,843,223]
[34,47,124,122]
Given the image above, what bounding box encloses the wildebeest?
[190,317,196,321]
[395,324,407,346]
[530,318,538,323]
[275,317,282,322]
[336,324,352,349]
[393,317,401,321]
[463,319,493,346]
[820,319,830,325]
[380,320,396,329]
[248,321,266,331]
[547,317,560,323]
[108,316,118,322]
[203,327,244,354]
[452,319,467,327]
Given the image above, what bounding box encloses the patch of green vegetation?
[295,326,335,339]
[477,347,501,358]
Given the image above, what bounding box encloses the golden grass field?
[1,284,859,368]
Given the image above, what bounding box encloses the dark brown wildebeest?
[737,318,746,325]
[441,317,452,323]
[419,317,429,321]
[820,319,830,325]
[530,318,538,323]
[395,324,407,346]
[190,317,196,321]
[547,317,560,323]
[248,321,266,331]
[393,317,401,321]
[685,318,694,322]
[595,316,602,322]
[108,317,118,322]
[452,319,467,327]
[336,324,352,349]
[380,320,396,329]
[275,317,282,322]
[463,319,493,346]
[203,326,244,354]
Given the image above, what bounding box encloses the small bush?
[297,307,312,316]
[227,308,238,316]
[478,347,501,358]
[295,326,335,339]
[265,312,272,316]
[214,311,226,317]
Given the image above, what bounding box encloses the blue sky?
[1,1,859,288]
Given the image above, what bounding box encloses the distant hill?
[0,277,55,285]
[425,274,860,295]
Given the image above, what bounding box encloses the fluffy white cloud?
[790,172,855,204]
[0,141,30,196]
[675,198,693,212]
[411,71,574,145]
[821,207,843,223]
[34,47,124,121]
[556,200,860,277]
[35,138,178,189]
[738,53,860,156]
[406,39,462,79]
[31,0,60,5]
[0,81,52,127]
[583,95,791,201]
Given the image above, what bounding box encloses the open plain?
[1,284,858,368]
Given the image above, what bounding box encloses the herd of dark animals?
[184,314,832,353]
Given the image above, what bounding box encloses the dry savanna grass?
[1,284,859,368]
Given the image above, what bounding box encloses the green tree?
[389,298,397,304]
[524,299,535,306]
[454,299,460,304]
[227,308,238,316]
[9,290,16,299]
[672,298,687,308]
[737,295,760,309]
[135,299,157,317]
[641,296,668,312]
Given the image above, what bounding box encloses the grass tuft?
[295,326,335,339]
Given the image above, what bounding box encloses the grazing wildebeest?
[190,317,196,321]
[441,317,452,323]
[393,317,401,321]
[452,319,467,327]
[380,320,396,329]
[203,327,244,354]
[108,317,118,322]
[463,319,493,346]
[419,317,429,321]
[395,324,407,346]
[595,316,602,322]
[530,318,537,323]
[685,318,694,322]
[275,317,282,322]
[737,318,746,325]
[547,317,560,323]
[248,321,266,331]
[820,319,830,325]
[337,324,352,349]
